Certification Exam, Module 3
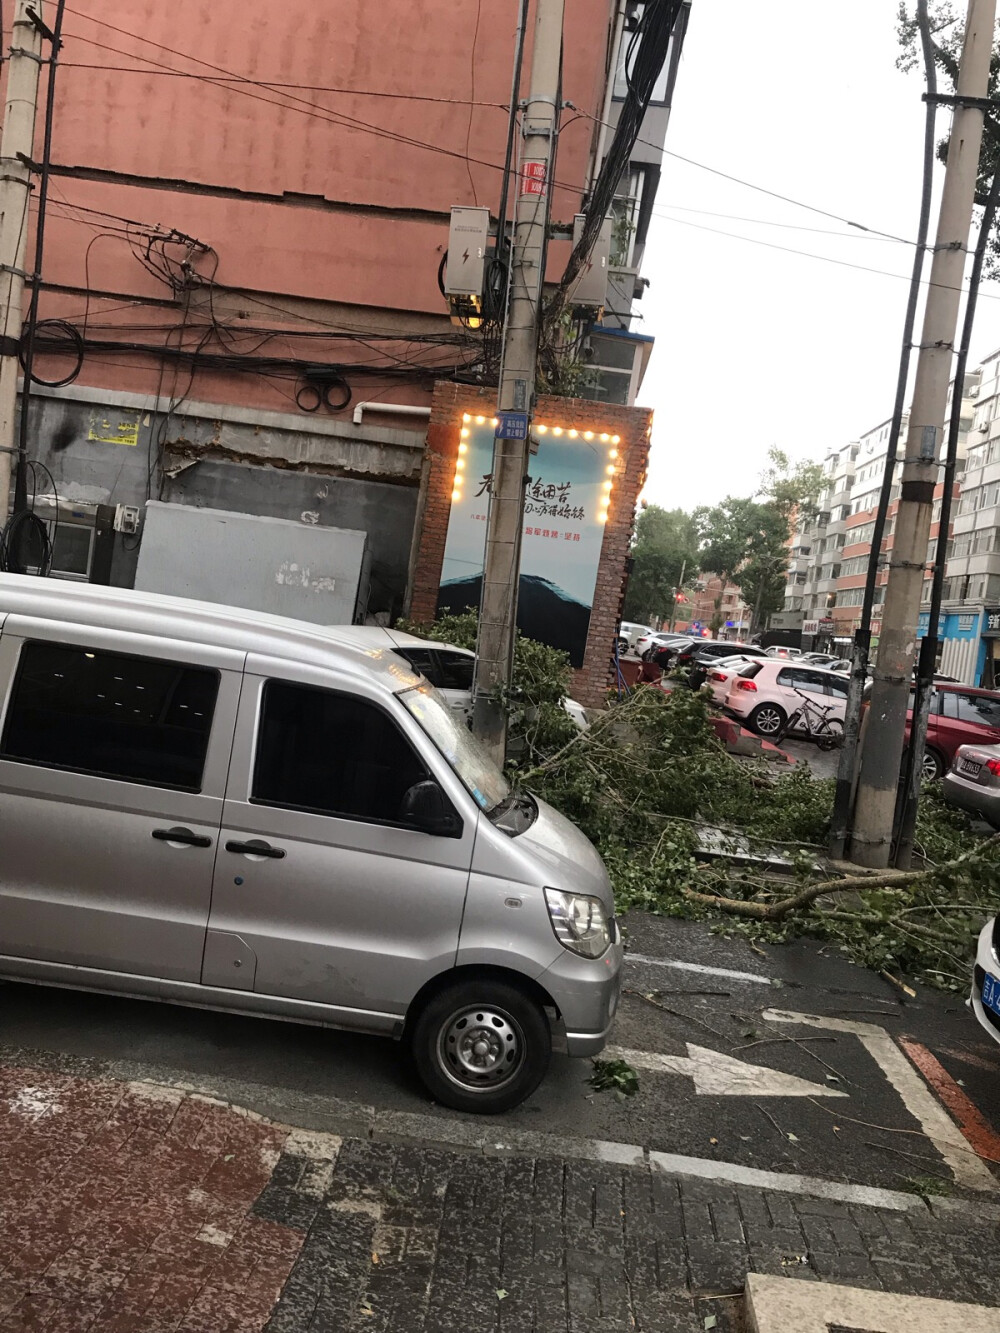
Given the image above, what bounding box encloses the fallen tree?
[402,612,1000,989]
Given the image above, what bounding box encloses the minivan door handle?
[152,827,213,848]
[225,839,286,859]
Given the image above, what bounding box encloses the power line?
[573,107,917,246]
[654,211,1000,301]
[57,62,508,107]
[61,18,524,189]
[63,3,917,259]
[651,201,910,242]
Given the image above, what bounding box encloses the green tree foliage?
[694,450,824,632]
[621,505,699,624]
[406,612,999,990]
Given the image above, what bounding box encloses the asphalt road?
[2,914,997,1201]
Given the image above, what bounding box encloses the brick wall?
[409,382,652,707]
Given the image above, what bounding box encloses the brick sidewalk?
[0,1066,324,1332]
[1,1064,997,1332]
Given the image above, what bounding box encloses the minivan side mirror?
[400,780,463,838]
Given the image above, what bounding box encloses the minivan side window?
[0,641,219,791]
[252,681,427,825]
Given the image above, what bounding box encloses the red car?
[905,684,1000,780]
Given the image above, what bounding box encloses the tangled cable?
[0,460,60,575]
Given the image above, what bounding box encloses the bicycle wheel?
[817,718,844,752]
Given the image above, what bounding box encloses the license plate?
[982,973,1000,1018]
[960,758,983,779]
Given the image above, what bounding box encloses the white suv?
[724,660,849,738]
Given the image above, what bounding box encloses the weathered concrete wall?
[21,385,424,614]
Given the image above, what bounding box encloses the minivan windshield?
[401,683,510,814]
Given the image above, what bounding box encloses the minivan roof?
[0,575,420,689]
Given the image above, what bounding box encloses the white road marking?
[764,1008,998,1193]
[647,1151,934,1213]
[624,954,775,985]
[120,1068,1000,1219]
[605,1042,847,1097]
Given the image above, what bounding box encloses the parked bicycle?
[774,686,844,751]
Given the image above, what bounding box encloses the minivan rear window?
[0,641,219,791]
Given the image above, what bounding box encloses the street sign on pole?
[495,411,529,440]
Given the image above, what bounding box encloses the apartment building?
[937,350,1000,686]
[784,441,859,647]
[781,372,979,670]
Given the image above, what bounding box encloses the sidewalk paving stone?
[1,1063,998,1332]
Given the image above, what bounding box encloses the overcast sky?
[636,0,1000,513]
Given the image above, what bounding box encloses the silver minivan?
[0,577,623,1113]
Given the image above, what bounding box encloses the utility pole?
[668,557,687,630]
[473,0,564,763]
[851,0,996,868]
[0,0,44,528]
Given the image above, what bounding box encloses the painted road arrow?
[604,1043,848,1098]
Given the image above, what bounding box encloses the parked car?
[971,915,1000,1049]
[828,658,852,675]
[942,742,1000,828]
[636,630,689,659]
[0,576,623,1113]
[725,660,849,738]
[687,640,769,689]
[798,652,840,667]
[903,683,1000,780]
[327,626,588,731]
[617,622,652,655]
[705,655,760,706]
[764,645,804,661]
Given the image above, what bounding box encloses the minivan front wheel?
[411,980,551,1113]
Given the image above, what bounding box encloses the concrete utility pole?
[473,0,565,763]
[0,0,44,527]
[851,0,997,868]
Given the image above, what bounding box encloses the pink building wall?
[11,0,615,415]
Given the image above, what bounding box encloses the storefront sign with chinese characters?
[437,416,619,666]
[984,607,1000,635]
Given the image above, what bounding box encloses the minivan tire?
[748,702,786,737]
[411,979,551,1114]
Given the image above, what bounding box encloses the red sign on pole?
[521,160,547,196]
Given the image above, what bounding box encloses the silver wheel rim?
[756,707,782,735]
[921,752,939,780]
[436,1005,526,1093]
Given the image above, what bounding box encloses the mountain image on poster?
[437,573,592,667]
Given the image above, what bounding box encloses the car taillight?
[710,671,726,682]
[987,759,1000,777]
[736,679,757,692]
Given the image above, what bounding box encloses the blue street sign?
[496,411,530,440]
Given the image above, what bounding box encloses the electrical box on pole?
[567,215,612,310]
[445,206,490,327]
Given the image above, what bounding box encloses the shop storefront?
[982,607,1000,689]
[917,608,984,685]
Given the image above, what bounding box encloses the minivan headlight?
[545,888,610,959]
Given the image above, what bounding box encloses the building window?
[612,1,675,103]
